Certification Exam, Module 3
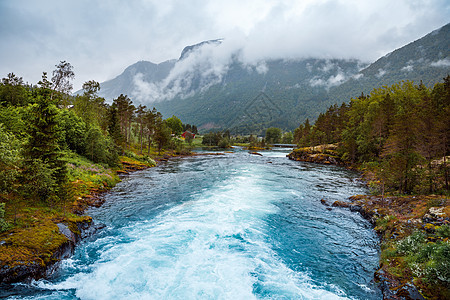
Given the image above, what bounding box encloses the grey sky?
[0,0,449,91]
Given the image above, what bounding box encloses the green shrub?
[21,158,56,203]
[397,231,450,286]
[84,125,119,166]
[436,225,450,239]
[425,242,450,285]
[397,231,426,255]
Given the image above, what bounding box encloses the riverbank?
[287,144,350,167]
[0,153,156,284]
[329,194,449,299]
[289,145,450,299]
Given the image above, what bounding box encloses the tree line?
[293,77,450,194]
[0,61,187,223]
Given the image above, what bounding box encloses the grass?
[66,151,120,197]
[0,202,91,270]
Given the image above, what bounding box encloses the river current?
[3,148,381,299]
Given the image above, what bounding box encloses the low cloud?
[376,69,387,78]
[133,40,238,102]
[352,73,364,80]
[309,71,348,89]
[401,65,413,72]
[430,58,450,67]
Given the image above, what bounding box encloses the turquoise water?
[2,148,381,299]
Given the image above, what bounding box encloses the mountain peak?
[179,39,223,60]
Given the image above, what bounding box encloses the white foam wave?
[39,167,349,299]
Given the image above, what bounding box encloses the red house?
[182,131,195,139]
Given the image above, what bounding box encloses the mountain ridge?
[93,23,449,133]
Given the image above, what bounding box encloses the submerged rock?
[249,151,263,156]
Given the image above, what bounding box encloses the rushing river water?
[3,148,381,299]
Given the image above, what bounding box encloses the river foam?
[7,149,380,299]
[37,166,349,299]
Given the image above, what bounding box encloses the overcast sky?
[1,0,449,91]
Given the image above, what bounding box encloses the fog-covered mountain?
[96,23,449,134]
[99,60,175,103]
[328,22,450,103]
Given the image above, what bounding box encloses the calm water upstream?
[3,148,381,299]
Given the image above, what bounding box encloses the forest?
[0,61,190,232]
[293,77,450,195]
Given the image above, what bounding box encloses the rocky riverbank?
[289,145,449,299]
[287,144,349,167]
[0,216,102,284]
[327,195,449,299]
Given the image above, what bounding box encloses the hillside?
[96,23,450,134]
[99,60,176,102]
[328,22,450,103]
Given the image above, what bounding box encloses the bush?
[437,225,450,239]
[218,137,231,148]
[427,242,450,284]
[396,231,450,286]
[397,231,426,255]
[0,124,21,195]
[84,125,119,166]
[21,158,56,203]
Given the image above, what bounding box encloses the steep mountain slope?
[154,58,363,133]
[99,60,175,101]
[328,23,450,102]
[96,23,449,134]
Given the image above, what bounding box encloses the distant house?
[182,131,195,139]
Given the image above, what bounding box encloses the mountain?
[96,23,450,134]
[153,58,364,133]
[328,23,450,103]
[98,60,176,101]
[179,39,223,60]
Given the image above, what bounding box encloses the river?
[4,148,381,299]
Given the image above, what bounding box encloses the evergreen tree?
[144,108,158,156]
[114,94,135,149]
[107,102,123,150]
[154,116,171,154]
[0,73,28,107]
[136,105,147,153]
[23,75,67,203]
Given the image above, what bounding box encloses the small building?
[181,131,195,139]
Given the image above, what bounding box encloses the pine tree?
[23,75,67,203]
[107,102,123,150]
[136,105,147,153]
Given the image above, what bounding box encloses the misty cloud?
[132,41,236,102]
[401,65,414,72]
[352,73,364,80]
[431,58,450,67]
[376,69,387,78]
[309,72,348,89]
[0,0,449,91]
